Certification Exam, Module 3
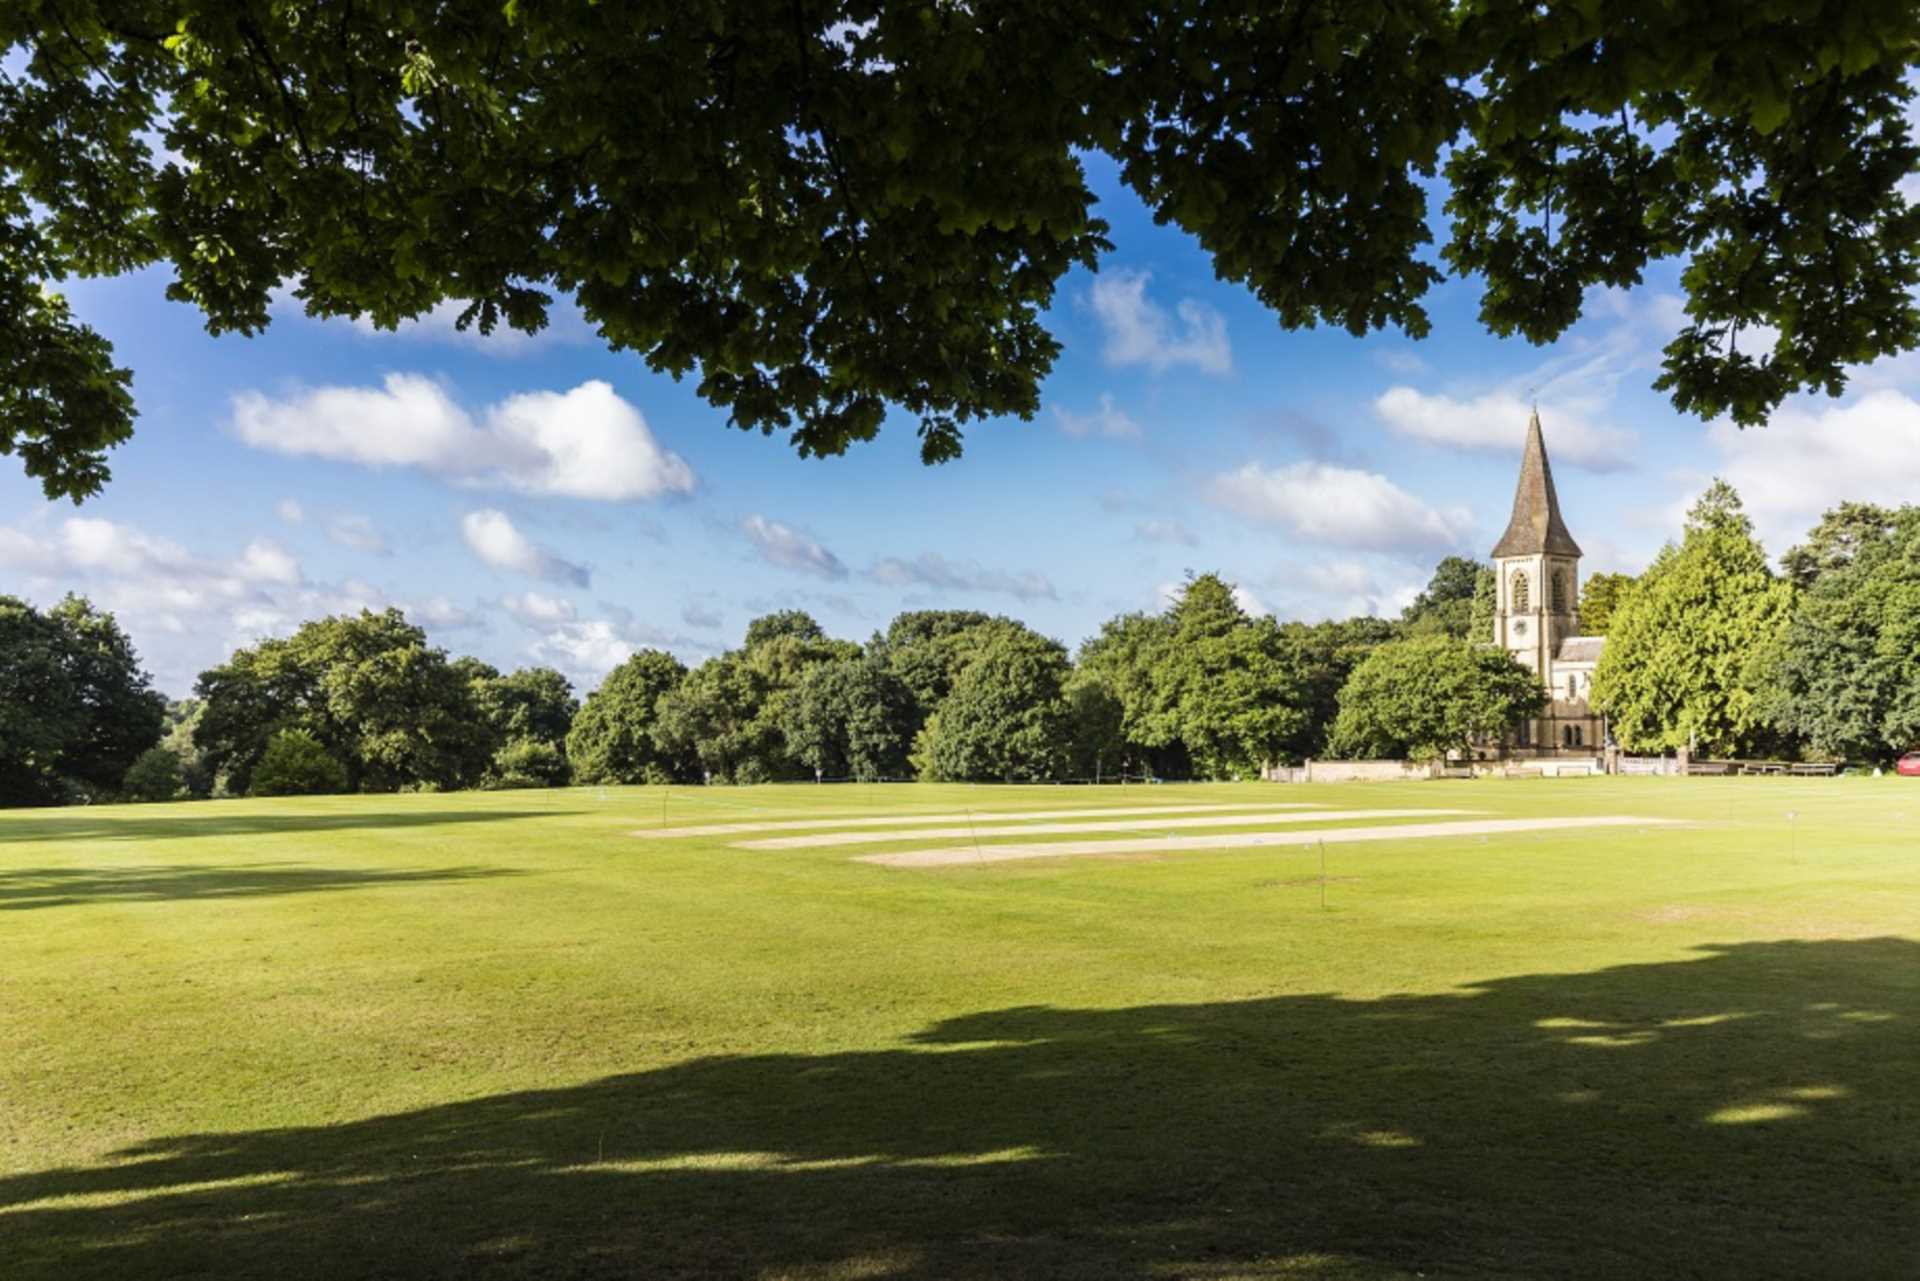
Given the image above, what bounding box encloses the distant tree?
[916,624,1073,782]
[1064,671,1126,782]
[1328,636,1545,761]
[160,699,214,798]
[121,746,184,803]
[1401,556,1489,638]
[779,656,916,781]
[250,730,349,797]
[1779,502,1900,590]
[1278,616,1400,763]
[1468,568,1498,642]
[1135,574,1311,778]
[1753,506,1920,762]
[473,666,577,782]
[1576,572,1636,637]
[1591,482,1796,756]
[742,610,828,650]
[193,610,492,794]
[872,610,1001,730]
[566,650,690,785]
[653,653,792,784]
[485,738,570,790]
[1074,610,1179,777]
[0,594,165,806]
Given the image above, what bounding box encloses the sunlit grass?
[3,778,1918,1278]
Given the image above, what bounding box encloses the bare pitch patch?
[630,802,1322,840]
[737,808,1476,849]
[857,816,1685,868]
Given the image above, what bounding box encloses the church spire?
[1491,407,1582,558]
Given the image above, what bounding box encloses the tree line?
[0,570,1534,805]
[6,480,1917,805]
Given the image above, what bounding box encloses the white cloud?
[1089,270,1232,375]
[742,515,847,579]
[484,381,696,501]
[1232,585,1270,617]
[230,375,695,502]
[501,591,578,626]
[326,514,390,556]
[1207,461,1473,554]
[408,596,485,632]
[485,587,717,688]
[1134,519,1198,546]
[236,538,302,586]
[1706,388,1920,549]
[518,621,638,687]
[1373,388,1635,471]
[275,498,305,525]
[0,516,422,694]
[682,598,723,629]
[867,551,1058,602]
[1054,393,1143,439]
[460,509,589,586]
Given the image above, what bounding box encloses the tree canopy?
[1401,556,1489,639]
[1575,572,1635,637]
[8,1,1920,499]
[1754,505,1920,762]
[566,649,691,785]
[1590,482,1795,755]
[1327,634,1544,761]
[0,593,165,804]
[193,608,495,794]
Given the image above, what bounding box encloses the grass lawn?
[3,778,1918,1279]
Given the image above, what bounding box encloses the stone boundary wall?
[1260,760,1435,784]
[1262,757,1612,782]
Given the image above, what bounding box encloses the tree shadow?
[0,809,567,845]
[0,862,521,911]
[4,938,1915,1279]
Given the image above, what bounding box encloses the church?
[1486,410,1606,757]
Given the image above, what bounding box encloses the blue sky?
[8,149,1920,697]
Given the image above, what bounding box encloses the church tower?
[1491,409,1581,684]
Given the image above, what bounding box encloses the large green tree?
[778,655,916,781]
[1754,505,1920,762]
[1590,482,1796,756]
[871,610,999,730]
[565,649,690,785]
[468,663,578,785]
[1327,635,1545,761]
[0,593,164,805]
[652,653,787,784]
[1072,610,1180,777]
[915,623,1074,782]
[1401,556,1488,639]
[193,609,494,794]
[1146,576,1310,778]
[9,2,1920,499]
[1576,572,1636,637]
[1778,502,1900,590]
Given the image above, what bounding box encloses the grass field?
[4,778,1918,1279]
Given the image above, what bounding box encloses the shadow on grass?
[3,938,1916,1280]
[0,862,521,911]
[0,809,566,845]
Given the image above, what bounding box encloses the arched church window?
[1567,675,1578,701]
[1551,570,1568,612]
[1512,571,1530,611]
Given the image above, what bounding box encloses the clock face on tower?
[1513,619,1529,637]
